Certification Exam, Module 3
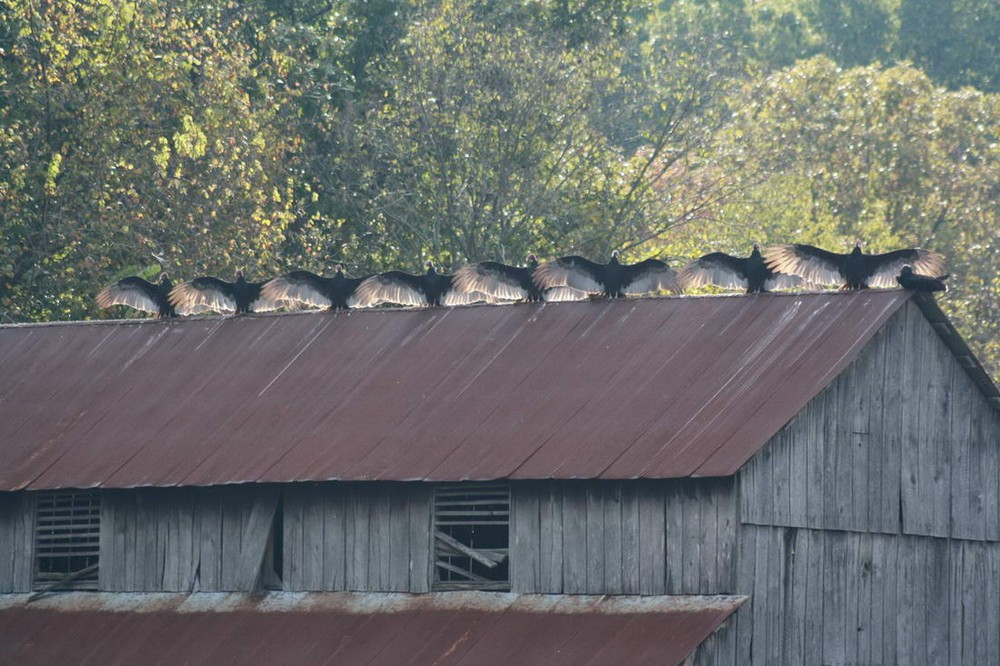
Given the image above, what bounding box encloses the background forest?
[0,0,996,376]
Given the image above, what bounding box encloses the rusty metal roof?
[0,292,915,490]
[0,592,743,665]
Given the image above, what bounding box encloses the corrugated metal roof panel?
[0,592,743,666]
[0,292,920,490]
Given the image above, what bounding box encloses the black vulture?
[678,244,805,294]
[532,250,680,298]
[261,265,366,311]
[453,255,587,303]
[764,241,945,290]
[897,265,949,292]
[354,261,486,307]
[168,270,279,315]
[95,273,180,318]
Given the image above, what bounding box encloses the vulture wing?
[543,287,589,302]
[95,277,164,315]
[677,253,748,290]
[862,249,946,288]
[262,271,338,309]
[533,256,606,293]
[621,258,681,295]
[354,271,428,307]
[453,262,532,301]
[764,244,846,286]
[244,281,284,313]
[169,277,237,314]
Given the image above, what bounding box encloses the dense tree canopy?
[0,0,996,378]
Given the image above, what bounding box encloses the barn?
[0,290,998,664]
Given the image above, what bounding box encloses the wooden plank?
[561,482,588,594]
[603,482,623,594]
[716,478,737,593]
[220,488,248,590]
[371,488,391,590]
[176,488,197,592]
[804,395,827,528]
[863,326,887,533]
[924,317,954,538]
[895,537,919,666]
[638,480,666,595]
[801,528,824,666]
[771,414,792,529]
[11,494,32,592]
[408,483,432,593]
[110,492,129,592]
[321,485,345,591]
[847,333,875,532]
[733,523,757,664]
[122,491,137,591]
[948,361,977,540]
[842,532,862,664]
[97,491,115,592]
[585,483,605,593]
[766,527,784,659]
[924,525,951,662]
[510,482,539,593]
[301,484,325,590]
[156,490,174,591]
[822,381,849,530]
[855,534,875,665]
[683,482,703,594]
[665,481,683,594]
[981,409,1000,540]
[347,484,369,591]
[231,486,280,591]
[878,310,905,535]
[740,439,759,526]
[749,524,770,661]
[620,482,639,595]
[282,485,303,591]
[388,484,410,592]
[784,527,807,665]
[786,408,809,528]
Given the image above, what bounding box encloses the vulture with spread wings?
[96,273,181,318]
[354,261,486,307]
[261,265,366,311]
[678,244,804,294]
[897,265,949,293]
[453,255,586,303]
[532,251,680,298]
[764,242,945,290]
[169,270,279,315]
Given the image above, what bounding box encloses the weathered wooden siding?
[282,482,432,593]
[693,524,1000,666]
[510,478,736,595]
[100,485,279,592]
[0,493,33,593]
[741,301,1000,540]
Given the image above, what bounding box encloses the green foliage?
[0,0,996,381]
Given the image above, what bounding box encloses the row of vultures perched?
[97,242,950,318]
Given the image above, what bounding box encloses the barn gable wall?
[509,478,737,596]
[740,300,1000,541]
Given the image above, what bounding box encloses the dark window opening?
[262,495,284,590]
[433,483,509,591]
[33,490,101,591]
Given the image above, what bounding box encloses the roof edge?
[910,293,1000,411]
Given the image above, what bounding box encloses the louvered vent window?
[433,483,509,591]
[33,490,100,591]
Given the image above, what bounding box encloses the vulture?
[95,273,179,318]
[168,270,278,315]
[678,244,805,294]
[261,265,366,311]
[452,255,587,303]
[764,241,946,290]
[532,250,680,298]
[354,261,484,307]
[897,265,949,293]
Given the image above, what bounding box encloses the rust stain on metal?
[0,592,743,665]
[0,292,915,490]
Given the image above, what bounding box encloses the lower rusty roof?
[0,292,914,490]
[0,592,744,666]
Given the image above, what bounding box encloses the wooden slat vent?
[33,490,100,591]
[432,484,509,591]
